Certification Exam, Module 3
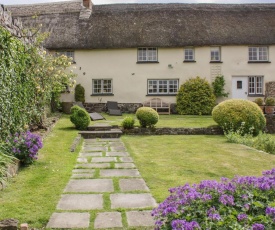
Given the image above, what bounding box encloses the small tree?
[176,77,216,115]
[75,84,85,103]
[212,75,229,98]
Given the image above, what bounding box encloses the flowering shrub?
[152,169,275,230]
[6,131,43,165]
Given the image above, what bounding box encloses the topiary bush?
[136,107,159,128]
[70,105,90,130]
[121,116,135,129]
[75,84,85,103]
[176,76,216,115]
[212,99,266,135]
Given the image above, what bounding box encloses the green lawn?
[0,115,79,227]
[122,135,275,202]
[93,113,217,128]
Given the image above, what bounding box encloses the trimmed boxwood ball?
[75,84,85,103]
[121,116,135,129]
[70,105,90,130]
[212,99,266,135]
[176,76,216,115]
[136,107,159,128]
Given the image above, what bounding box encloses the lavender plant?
[6,131,43,165]
[152,169,275,230]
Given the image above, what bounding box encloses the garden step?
[87,123,117,131]
[79,129,122,139]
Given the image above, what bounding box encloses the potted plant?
[265,97,275,114]
[254,98,264,112]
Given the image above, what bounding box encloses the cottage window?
[248,76,263,95]
[148,79,178,95]
[137,48,158,62]
[56,51,75,62]
[210,47,221,62]
[92,79,112,94]
[249,47,268,62]
[184,48,195,61]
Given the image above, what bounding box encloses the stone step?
[87,123,119,131]
[79,129,122,139]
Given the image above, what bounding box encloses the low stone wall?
[0,160,20,190]
[123,127,223,135]
[265,115,275,134]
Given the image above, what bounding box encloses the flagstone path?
[46,138,157,229]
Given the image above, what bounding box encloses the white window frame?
[184,47,195,61]
[248,76,263,95]
[137,47,158,62]
[92,79,113,94]
[147,79,178,95]
[249,47,268,61]
[57,51,75,62]
[210,47,221,62]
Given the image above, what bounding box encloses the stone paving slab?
[83,146,108,152]
[79,152,102,157]
[77,157,88,163]
[94,212,123,229]
[71,173,94,178]
[72,169,95,173]
[98,138,120,142]
[110,194,157,209]
[64,179,114,192]
[46,212,90,229]
[75,163,110,168]
[115,163,136,169]
[120,157,134,162]
[106,152,129,157]
[57,194,103,210]
[108,142,125,146]
[126,211,155,227]
[100,169,140,177]
[119,179,149,192]
[110,146,126,151]
[91,157,117,163]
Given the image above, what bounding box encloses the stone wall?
[265,115,275,134]
[265,81,275,98]
[84,103,143,113]
[123,127,223,135]
[0,5,34,44]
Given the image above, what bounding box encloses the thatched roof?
[7,1,275,49]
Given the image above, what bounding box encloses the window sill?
[210,61,223,63]
[146,94,177,96]
[248,94,265,97]
[90,94,114,96]
[136,61,159,64]
[248,61,271,64]
[183,60,196,63]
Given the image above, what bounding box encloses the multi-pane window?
[210,47,221,61]
[57,51,75,61]
[184,48,195,61]
[92,79,112,94]
[248,76,263,95]
[148,79,178,94]
[137,48,158,62]
[249,47,268,61]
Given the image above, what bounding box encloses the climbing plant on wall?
[0,26,76,141]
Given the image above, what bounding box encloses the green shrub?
[254,98,264,106]
[136,107,159,128]
[212,99,266,135]
[265,97,275,106]
[75,84,85,103]
[121,116,135,129]
[70,105,90,130]
[212,75,229,98]
[176,76,216,115]
[253,133,275,154]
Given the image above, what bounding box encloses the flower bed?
[152,169,275,230]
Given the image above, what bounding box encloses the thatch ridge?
[7,2,275,49]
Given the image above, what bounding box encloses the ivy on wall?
[0,26,76,141]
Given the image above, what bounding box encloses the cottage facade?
[7,0,275,112]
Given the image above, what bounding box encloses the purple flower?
[219,194,235,206]
[237,213,247,222]
[171,220,200,230]
[252,223,265,230]
[266,207,275,217]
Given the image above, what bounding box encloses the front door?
[232,76,248,99]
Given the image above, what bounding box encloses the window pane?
[148,79,178,94]
[93,79,112,94]
[185,48,194,61]
[138,48,157,61]
[211,47,220,61]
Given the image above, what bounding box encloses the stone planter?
[265,106,275,115]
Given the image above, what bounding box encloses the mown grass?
[0,115,79,228]
[122,135,275,202]
[93,113,217,128]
